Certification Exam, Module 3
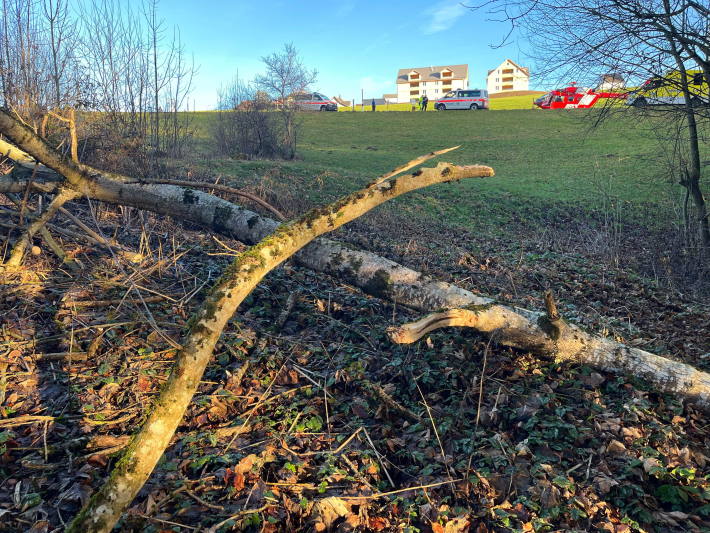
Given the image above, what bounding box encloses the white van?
[435,89,489,110]
[293,92,338,111]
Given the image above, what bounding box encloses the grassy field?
[336,92,546,111]
[194,108,682,235]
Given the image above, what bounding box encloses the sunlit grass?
[187,108,683,234]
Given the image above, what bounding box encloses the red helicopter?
[533,82,626,109]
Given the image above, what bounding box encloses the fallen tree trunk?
[64,159,494,533]
[389,301,710,411]
[2,108,709,413]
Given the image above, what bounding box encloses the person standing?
[418,95,423,110]
[371,98,376,112]
[422,94,429,111]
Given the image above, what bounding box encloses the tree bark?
[64,160,493,533]
[390,305,710,412]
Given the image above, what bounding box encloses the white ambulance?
[435,89,489,110]
[293,92,338,111]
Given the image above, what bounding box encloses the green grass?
[489,92,546,109]
[190,109,692,234]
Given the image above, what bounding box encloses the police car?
[293,92,338,111]
[435,89,489,110]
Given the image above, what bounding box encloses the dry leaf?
[311,497,352,530]
[605,440,626,454]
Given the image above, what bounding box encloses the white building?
[486,59,530,94]
[395,64,468,103]
[596,73,625,91]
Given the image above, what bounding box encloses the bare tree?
[214,76,280,158]
[255,43,317,159]
[473,0,710,253]
[0,0,195,166]
[42,0,79,109]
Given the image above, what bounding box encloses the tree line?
[0,0,195,163]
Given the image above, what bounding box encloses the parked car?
[292,92,338,111]
[435,89,489,110]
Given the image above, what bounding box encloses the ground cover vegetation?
[1,1,710,532]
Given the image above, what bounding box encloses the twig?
[182,485,224,511]
[475,336,494,430]
[62,296,165,308]
[38,226,79,269]
[362,427,395,488]
[415,380,455,493]
[33,352,88,362]
[359,378,422,422]
[205,505,269,533]
[286,427,363,457]
[57,205,140,260]
[339,478,462,500]
[4,187,79,266]
[0,415,54,428]
[132,513,198,531]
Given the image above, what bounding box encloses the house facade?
[596,73,625,91]
[395,64,468,103]
[486,59,530,94]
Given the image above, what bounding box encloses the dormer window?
[409,72,420,80]
[442,70,452,78]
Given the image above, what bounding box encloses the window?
[502,68,514,74]
[410,90,419,95]
[442,71,452,77]
[410,73,419,80]
[410,82,419,88]
[496,78,499,82]
[435,89,439,94]
[422,81,426,86]
[503,77,513,83]
[423,90,427,95]
[502,85,513,90]
[471,90,481,97]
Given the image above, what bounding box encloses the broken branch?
[66,156,493,533]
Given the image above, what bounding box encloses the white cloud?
[424,1,467,34]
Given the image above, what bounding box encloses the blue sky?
[161,0,532,110]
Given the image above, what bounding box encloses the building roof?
[396,64,468,84]
[487,59,530,77]
[361,98,388,105]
